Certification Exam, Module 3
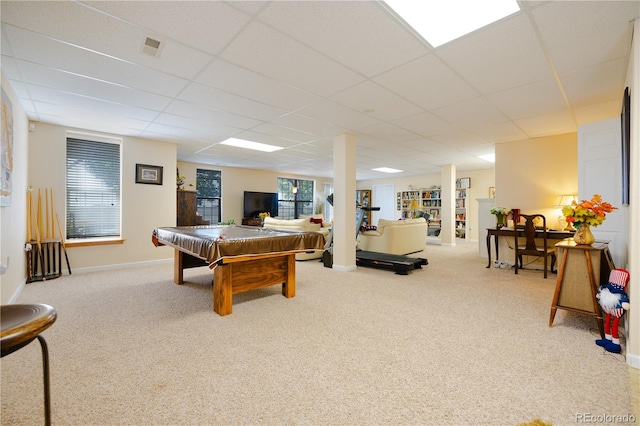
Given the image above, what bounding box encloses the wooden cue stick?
[26,189,32,242]
[37,189,43,241]
[50,188,55,239]
[45,188,50,239]
[56,214,72,275]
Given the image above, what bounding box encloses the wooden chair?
[514,214,556,278]
[1,304,57,426]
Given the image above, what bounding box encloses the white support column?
[332,133,357,272]
[440,164,456,247]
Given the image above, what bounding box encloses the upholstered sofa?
[262,216,330,260]
[357,217,427,255]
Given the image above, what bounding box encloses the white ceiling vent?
[140,36,164,57]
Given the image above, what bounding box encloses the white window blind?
[66,137,121,239]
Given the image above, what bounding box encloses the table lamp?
[555,194,577,231]
[409,199,421,218]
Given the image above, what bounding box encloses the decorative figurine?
[595,268,630,353]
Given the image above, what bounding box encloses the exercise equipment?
[322,195,427,274]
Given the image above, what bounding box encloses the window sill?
[65,238,125,248]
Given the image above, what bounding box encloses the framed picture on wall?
[135,164,163,185]
[488,187,496,198]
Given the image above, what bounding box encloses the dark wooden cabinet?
[177,190,197,226]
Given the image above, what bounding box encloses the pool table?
[152,225,325,316]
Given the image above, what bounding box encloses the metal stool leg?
[37,335,51,426]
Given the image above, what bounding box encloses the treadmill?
[322,195,428,275]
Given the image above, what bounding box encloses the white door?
[578,117,628,268]
[371,184,395,224]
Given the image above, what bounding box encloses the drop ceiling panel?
[152,113,241,139]
[220,21,364,97]
[4,25,189,97]
[258,0,428,77]
[546,25,633,75]
[164,100,262,130]
[33,103,150,131]
[87,1,252,56]
[573,99,622,126]
[196,60,320,111]
[248,123,318,143]
[358,123,419,143]
[468,121,528,143]
[330,81,423,121]
[437,13,554,94]
[432,97,508,129]
[487,79,569,120]
[17,61,173,112]
[531,1,639,48]
[3,1,213,80]
[26,85,161,122]
[38,114,145,138]
[374,54,478,111]
[514,110,576,137]
[270,113,347,139]
[177,82,286,122]
[296,99,379,131]
[560,58,629,108]
[392,112,457,138]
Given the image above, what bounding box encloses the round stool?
[1,304,57,426]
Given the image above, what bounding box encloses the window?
[66,136,121,239]
[277,178,314,219]
[196,169,221,224]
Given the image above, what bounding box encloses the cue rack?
[25,187,71,282]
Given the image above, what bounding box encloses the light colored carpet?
[1,241,635,425]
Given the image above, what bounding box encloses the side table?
[549,240,615,338]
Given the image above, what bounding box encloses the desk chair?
[514,214,556,278]
[1,304,57,426]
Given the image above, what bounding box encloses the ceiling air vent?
[140,36,163,57]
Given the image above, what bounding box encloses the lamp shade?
[555,194,577,207]
[409,199,421,210]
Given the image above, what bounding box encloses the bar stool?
[1,304,57,426]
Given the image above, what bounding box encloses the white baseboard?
[64,258,172,275]
[8,279,27,303]
[627,351,640,369]
[333,264,357,272]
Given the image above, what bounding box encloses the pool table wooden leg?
[213,264,233,316]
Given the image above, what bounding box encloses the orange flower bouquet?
[562,194,617,228]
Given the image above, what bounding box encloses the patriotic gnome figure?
[595,268,630,353]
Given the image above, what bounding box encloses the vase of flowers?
[490,207,512,228]
[562,194,617,245]
[258,212,270,224]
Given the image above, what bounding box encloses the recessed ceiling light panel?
[220,138,283,152]
[373,167,403,173]
[384,0,520,47]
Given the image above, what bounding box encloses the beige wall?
[0,74,29,303]
[496,132,578,229]
[27,123,177,273]
[357,167,495,242]
[177,160,332,224]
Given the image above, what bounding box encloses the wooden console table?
[548,240,614,338]
[485,227,573,268]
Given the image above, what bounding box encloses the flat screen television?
[243,191,278,219]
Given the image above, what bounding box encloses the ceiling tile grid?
[1,0,638,179]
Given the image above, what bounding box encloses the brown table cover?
[153,225,325,264]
